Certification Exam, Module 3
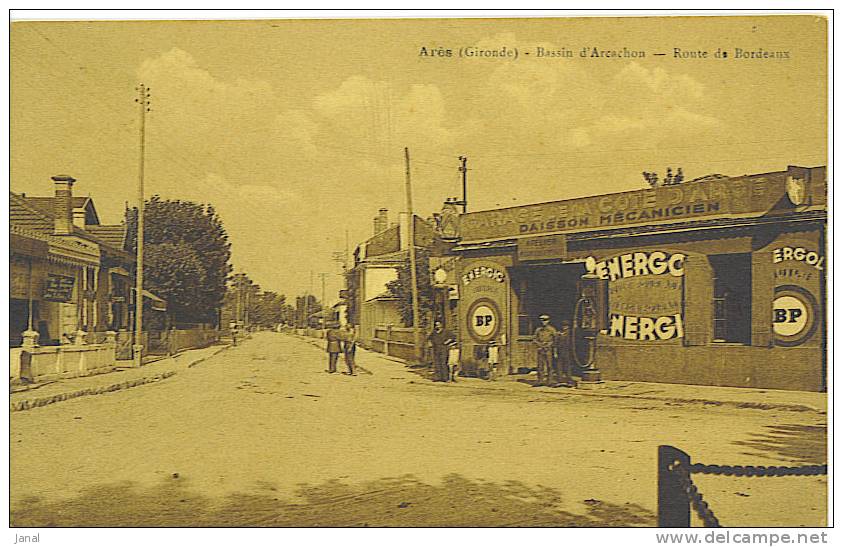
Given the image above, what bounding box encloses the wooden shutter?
[751,250,774,347]
[683,254,713,346]
[596,277,609,332]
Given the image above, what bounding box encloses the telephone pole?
[319,272,328,328]
[458,155,468,213]
[133,83,150,367]
[405,147,422,361]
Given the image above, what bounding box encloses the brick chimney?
[373,208,388,235]
[52,175,76,235]
[73,206,87,229]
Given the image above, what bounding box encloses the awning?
[11,233,49,259]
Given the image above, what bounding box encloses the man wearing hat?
[325,322,343,373]
[533,314,557,387]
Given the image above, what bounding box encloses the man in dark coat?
[533,314,556,387]
[341,324,357,375]
[426,320,455,382]
[325,323,342,373]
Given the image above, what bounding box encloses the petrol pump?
[573,272,605,386]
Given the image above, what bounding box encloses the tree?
[144,242,207,322]
[295,294,322,328]
[385,248,435,328]
[126,195,232,324]
[345,268,360,325]
[250,291,292,327]
[642,167,684,187]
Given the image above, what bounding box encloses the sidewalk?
[279,334,827,414]
[306,335,826,414]
[10,343,230,412]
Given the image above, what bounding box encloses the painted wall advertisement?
[460,260,508,343]
[587,251,685,341]
[771,242,823,347]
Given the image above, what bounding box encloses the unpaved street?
[10,333,827,527]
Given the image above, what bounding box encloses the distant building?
[347,207,454,347]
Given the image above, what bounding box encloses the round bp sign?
[773,285,818,347]
[467,299,500,342]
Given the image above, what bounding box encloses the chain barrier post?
[658,445,691,527]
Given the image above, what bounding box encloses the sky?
[10,14,828,302]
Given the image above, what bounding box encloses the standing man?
[325,322,342,373]
[555,320,575,387]
[533,314,557,387]
[426,320,455,382]
[341,323,357,375]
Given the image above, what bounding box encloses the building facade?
[451,165,827,392]
[348,208,448,348]
[10,176,143,348]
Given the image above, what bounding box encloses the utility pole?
[405,147,422,362]
[319,272,328,329]
[235,274,242,325]
[308,270,314,329]
[244,279,250,329]
[133,83,150,367]
[458,155,468,213]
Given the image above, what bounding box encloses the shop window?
[710,254,752,345]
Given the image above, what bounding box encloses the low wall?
[168,328,219,354]
[372,325,420,362]
[19,343,117,383]
[597,341,825,392]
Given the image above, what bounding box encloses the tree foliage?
[295,294,322,328]
[126,195,232,324]
[222,273,294,328]
[385,248,435,328]
[642,167,685,187]
[251,291,294,327]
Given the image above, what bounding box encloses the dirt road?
[10,332,827,527]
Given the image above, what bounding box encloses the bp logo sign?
[467,299,500,342]
[773,285,818,347]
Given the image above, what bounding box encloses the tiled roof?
[10,192,129,257]
[86,224,126,249]
[9,193,54,233]
[21,196,91,216]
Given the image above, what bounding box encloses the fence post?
[658,445,691,527]
[385,324,392,357]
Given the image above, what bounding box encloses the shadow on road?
[733,423,827,465]
[11,473,655,527]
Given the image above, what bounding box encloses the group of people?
[533,314,575,387]
[426,320,458,382]
[325,323,357,375]
[329,314,574,386]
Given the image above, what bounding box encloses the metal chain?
[670,462,722,528]
[688,463,828,477]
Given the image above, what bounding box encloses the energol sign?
[587,251,686,342]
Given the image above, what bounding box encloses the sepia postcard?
[8,10,830,538]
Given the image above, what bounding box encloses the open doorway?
[511,262,587,335]
[709,253,752,345]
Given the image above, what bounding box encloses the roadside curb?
[10,371,177,412]
[186,343,232,368]
[10,343,232,413]
[410,379,825,414]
